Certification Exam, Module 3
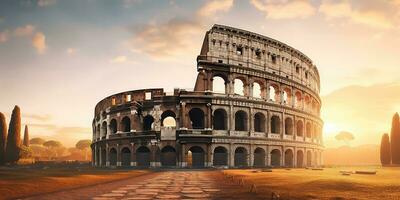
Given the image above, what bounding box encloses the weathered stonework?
[91,24,323,168]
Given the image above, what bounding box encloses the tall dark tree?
[380,133,391,165]
[23,125,29,147]
[6,106,21,164]
[0,112,7,165]
[391,113,400,164]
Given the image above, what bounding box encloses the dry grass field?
[223,167,400,200]
[0,166,149,200]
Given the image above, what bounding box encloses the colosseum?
[91,24,323,169]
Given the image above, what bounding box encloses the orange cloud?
[0,30,9,43]
[14,25,35,37]
[250,0,316,19]
[197,0,234,17]
[32,32,47,54]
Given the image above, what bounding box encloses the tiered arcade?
[91,24,324,168]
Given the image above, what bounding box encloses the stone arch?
[234,78,245,96]
[269,83,279,102]
[121,147,131,167]
[143,115,154,131]
[136,146,150,167]
[188,146,205,168]
[297,150,304,168]
[270,149,281,167]
[306,122,312,138]
[213,108,227,130]
[234,147,248,167]
[306,150,312,167]
[304,95,311,110]
[109,148,117,166]
[101,121,107,137]
[271,115,280,134]
[189,108,205,129]
[109,119,117,134]
[253,82,262,98]
[213,146,228,166]
[161,146,176,167]
[212,75,226,94]
[283,87,292,105]
[294,91,302,108]
[253,147,266,167]
[161,110,176,127]
[235,110,248,131]
[254,112,266,132]
[285,117,293,135]
[284,149,294,167]
[121,116,131,132]
[296,120,304,137]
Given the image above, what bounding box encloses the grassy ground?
[223,167,400,200]
[0,166,149,200]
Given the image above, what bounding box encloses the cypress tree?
[0,112,7,165]
[6,106,21,164]
[380,133,391,165]
[391,113,400,164]
[23,125,29,147]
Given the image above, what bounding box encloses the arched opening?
[161,110,176,127]
[254,112,265,132]
[253,82,262,98]
[234,78,245,96]
[285,118,293,135]
[189,108,204,129]
[96,124,100,138]
[109,119,117,134]
[109,148,117,166]
[213,109,227,130]
[101,122,107,137]
[297,150,304,168]
[284,149,294,167]
[161,146,176,167]
[188,146,205,168]
[294,91,302,108]
[235,110,248,131]
[212,76,226,94]
[234,147,248,167]
[271,116,280,134]
[283,88,292,105]
[136,146,150,167]
[253,148,265,167]
[296,120,304,137]
[305,95,310,110]
[213,146,228,166]
[270,149,281,167]
[306,122,312,138]
[269,85,279,102]
[101,149,106,166]
[121,117,131,132]
[307,151,312,167]
[143,115,154,131]
[121,147,131,167]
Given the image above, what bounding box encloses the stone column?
[131,143,136,167]
[117,144,121,167]
[229,143,234,167]
[99,146,102,167]
[181,143,187,168]
[207,105,212,129]
[229,105,234,135]
[248,82,253,98]
[249,108,254,136]
[207,144,213,167]
[106,144,110,167]
[180,102,186,128]
[267,146,271,166]
[94,145,97,166]
[249,145,254,167]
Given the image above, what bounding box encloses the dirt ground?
[223,166,400,200]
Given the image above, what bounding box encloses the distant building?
[91,24,323,168]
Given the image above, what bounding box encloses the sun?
[323,122,340,136]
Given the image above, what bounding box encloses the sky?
[0,0,400,147]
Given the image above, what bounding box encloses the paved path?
[21,170,264,200]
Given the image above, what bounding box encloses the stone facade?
[91,24,324,168]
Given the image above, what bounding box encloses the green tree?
[0,112,7,165]
[30,137,46,145]
[75,140,91,160]
[391,113,400,164]
[23,125,29,147]
[380,133,391,165]
[6,106,21,164]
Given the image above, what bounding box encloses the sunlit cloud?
[32,32,47,54]
[197,0,234,17]
[319,0,396,29]
[109,55,136,64]
[14,25,35,37]
[250,0,316,19]
[0,30,9,43]
[66,48,79,55]
[24,113,52,122]
[37,0,57,7]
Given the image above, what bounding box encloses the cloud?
[32,32,47,54]
[37,0,57,7]
[319,0,395,29]
[250,0,316,19]
[24,114,52,122]
[66,48,78,55]
[197,0,234,17]
[0,30,9,43]
[110,55,127,63]
[335,131,355,141]
[14,25,35,37]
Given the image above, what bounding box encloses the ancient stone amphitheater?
[91,24,323,168]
